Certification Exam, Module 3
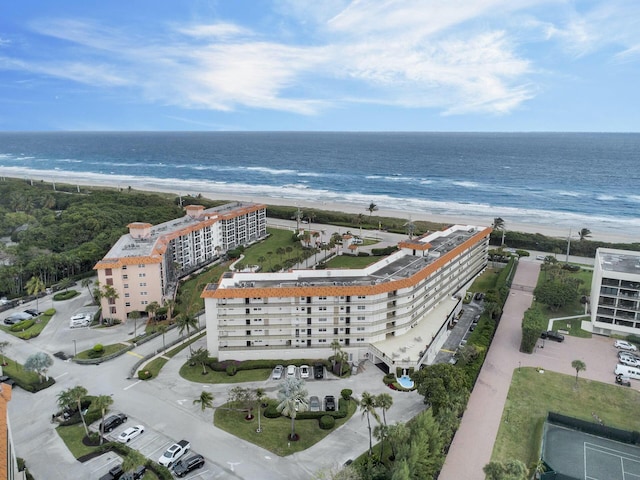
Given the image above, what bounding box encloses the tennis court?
[543,422,640,480]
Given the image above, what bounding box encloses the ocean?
[0,131,639,238]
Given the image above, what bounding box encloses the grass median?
[179,362,271,383]
[491,367,640,467]
[214,399,357,456]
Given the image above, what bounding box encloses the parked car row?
[272,363,325,380]
[614,340,640,386]
[3,310,40,325]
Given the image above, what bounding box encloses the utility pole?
[566,228,572,263]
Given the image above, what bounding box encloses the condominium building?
[95,202,267,322]
[589,247,640,336]
[1,385,23,480]
[202,224,490,370]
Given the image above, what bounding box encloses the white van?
[614,364,640,380]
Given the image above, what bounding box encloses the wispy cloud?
[2,1,636,118]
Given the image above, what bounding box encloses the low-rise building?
[202,224,490,370]
[94,202,267,322]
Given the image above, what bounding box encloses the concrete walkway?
[439,260,624,479]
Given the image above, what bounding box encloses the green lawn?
[241,227,312,270]
[176,263,231,316]
[324,255,380,269]
[179,362,271,383]
[56,424,100,458]
[492,367,640,467]
[2,355,49,385]
[469,267,499,292]
[551,317,592,338]
[214,399,358,456]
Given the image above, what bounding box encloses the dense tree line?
[0,178,184,297]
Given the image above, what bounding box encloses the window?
[357,338,365,342]
[319,318,327,322]
[122,265,127,270]
[318,339,327,343]
[124,293,130,298]
[140,292,147,296]
[357,316,365,321]
[105,268,112,276]
[357,305,366,310]
[141,300,148,305]
[357,327,365,331]
[138,273,146,278]
[125,302,131,307]
[124,284,129,289]
[122,274,128,280]
[138,264,146,268]
[110,307,116,314]
[106,278,113,286]
[319,296,327,300]
[318,306,327,311]
[357,295,366,299]
[318,328,327,332]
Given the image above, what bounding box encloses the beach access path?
[439,258,621,479]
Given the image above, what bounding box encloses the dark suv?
[173,454,205,477]
[314,364,324,379]
[540,330,564,342]
[324,395,336,411]
[100,413,128,433]
[99,464,123,480]
[121,465,146,480]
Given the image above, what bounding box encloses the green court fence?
[547,412,640,446]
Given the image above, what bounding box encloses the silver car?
[272,365,284,380]
[309,396,320,412]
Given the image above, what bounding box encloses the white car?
[286,365,297,379]
[615,340,638,351]
[69,313,92,328]
[272,365,284,380]
[158,439,191,467]
[299,365,310,379]
[117,425,145,443]
[620,356,640,367]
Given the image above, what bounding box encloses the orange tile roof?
[94,255,162,270]
[203,227,491,299]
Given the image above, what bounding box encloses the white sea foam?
[245,166,297,175]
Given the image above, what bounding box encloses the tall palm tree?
[375,393,393,426]
[359,391,381,456]
[190,347,210,375]
[579,228,591,241]
[571,359,586,385]
[492,217,505,246]
[164,298,176,323]
[367,202,378,218]
[94,394,114,444]
[157,324,168,351]
[81,278,94,303]
[330,339,341,372]
[277,378,309,441]
[193,391,215,422]
[25,275,45,312]
[129,310,141,338]
[255,388,266,433]
[373,423,389,463]
[176,314,199,353]
[145,301,160,324]
[69,385,89,435]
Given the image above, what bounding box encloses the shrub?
[10,319,35,332]
[319,415,336,430]
[53,290,79,301]
[226,365,237,376]
[44,308,56,316]
[138,370,152,380]
[562,263,580,272]
[341,389,352,400]
[263,404,281,418]
[93,344,104,353]
[516,249,530,257]
[383,373,396,385]
[520,306,547,353]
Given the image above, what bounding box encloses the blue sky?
[1,0,639,131]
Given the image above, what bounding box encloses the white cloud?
[5,1,635,118]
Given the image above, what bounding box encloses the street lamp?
[73,340,77,357]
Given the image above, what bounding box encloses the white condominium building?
[94,202,267,322]
[589,248,640,336]
[202,224,491,370]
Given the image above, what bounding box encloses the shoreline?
[3,171,637,244]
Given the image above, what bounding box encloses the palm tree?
[69,385,89,435]
[277,378,309,441]
[404,219,416,239]
[571,359,586,385]
[367,202,378,218]
[145,301,160,324]
[94,394,114,444]
[164,298,176,323]
[330,339,341,372]
[356,213,365,239]
[190,347,210,375]
[359,391,381,456]
[81,278,94,303]
[176,314,199,354]
[157,324,168,351]
[25,275,45,312]
[492,217,505,246]
[193,391,215,421]
[375,393,393,426]
[255,388,266,433]
[387,422,410,461]
[129,310,142,339]
[373,423,389,463]
[579,228,592,241]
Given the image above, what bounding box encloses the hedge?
[53,290,79,301]
[520,306,547,353]
[10,319,35,331]
[208,358,330,372]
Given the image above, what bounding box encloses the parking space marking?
[54,372,68,380]
[124,380,141,390]
[126,351,144,358]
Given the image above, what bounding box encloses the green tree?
[24,351,53,383]
[534,280,578,311]
[483,459,529,480]
[193,391,215,422]
[387,422,410,461]
[571,359,586,385]
[359,391,380,456]
[58,277,74,292]
[81,278,94,303]
[579,228,591,241]
[157,324,168,350]
[94,394,114,444]
[67,385,90,435]
[128,310,141,338]
[145,301,160,324]
[367,202,378,218]
[190,347,210,375]
[25,275,45,312]
[412,363,469,416]
[175,313,199,354]
[375,393,393,426]
[276,378,308,441]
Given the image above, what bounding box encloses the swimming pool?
[398,375,414,389]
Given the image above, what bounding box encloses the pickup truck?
[158,439,190,467]
[98,464,124,480]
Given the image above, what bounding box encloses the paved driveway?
[439,260,626,480]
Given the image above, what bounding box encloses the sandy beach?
[5,170,637,244]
